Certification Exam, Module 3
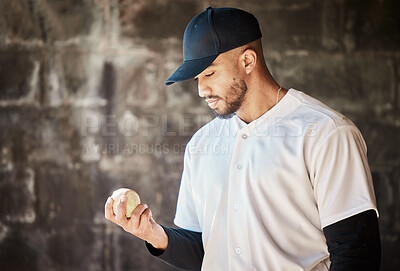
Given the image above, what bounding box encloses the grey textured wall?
[0,0,399,270]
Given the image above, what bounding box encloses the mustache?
[204,95,220,100]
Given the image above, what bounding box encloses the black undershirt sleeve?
[145,210,380,270]
[145,226,204,271]
[323,209,381,271]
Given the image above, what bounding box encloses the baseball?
[111,188,141,218]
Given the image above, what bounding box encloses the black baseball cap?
[165,7,262,85]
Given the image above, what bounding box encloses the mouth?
[206,98,219,109]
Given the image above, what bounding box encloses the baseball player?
[105,7,380,271]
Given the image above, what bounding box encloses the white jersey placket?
[227,123,253,271]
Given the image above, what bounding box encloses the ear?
[240,49,257,75]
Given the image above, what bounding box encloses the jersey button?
[234,203,240,210]
[241,134,248,139]
[237,164,242,170]
[235,247,242,254]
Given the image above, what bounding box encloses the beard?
[214,80,248,119]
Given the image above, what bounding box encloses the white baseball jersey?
[174,89,378,271]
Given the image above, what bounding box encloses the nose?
[197,78,212,98]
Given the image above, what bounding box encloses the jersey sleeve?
[311,124,378,228]
[174,144,202,232]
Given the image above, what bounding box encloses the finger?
[131,204,148,218]
[129,204,149,227]
[139,208,152,228]
[105,197,116,222]
[116,195,128,224]
[149,212,156,224]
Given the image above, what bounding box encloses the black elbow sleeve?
[323,209,381,271]
[146,226,204,270]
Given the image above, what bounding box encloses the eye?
[205,71,215,77]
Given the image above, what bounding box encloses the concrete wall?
[0,0,399,270]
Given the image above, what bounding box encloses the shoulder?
[188,116,232,145]
[183,116,236,161]
[287,89,360,136]
[285,90,368,166]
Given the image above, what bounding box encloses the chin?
[215,110,236,119]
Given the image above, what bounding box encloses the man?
[105,7,381,270]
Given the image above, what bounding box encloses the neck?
[236,69,286,123]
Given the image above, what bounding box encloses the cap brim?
[165,54,218,85]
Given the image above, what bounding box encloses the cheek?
[209,73,236,98]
